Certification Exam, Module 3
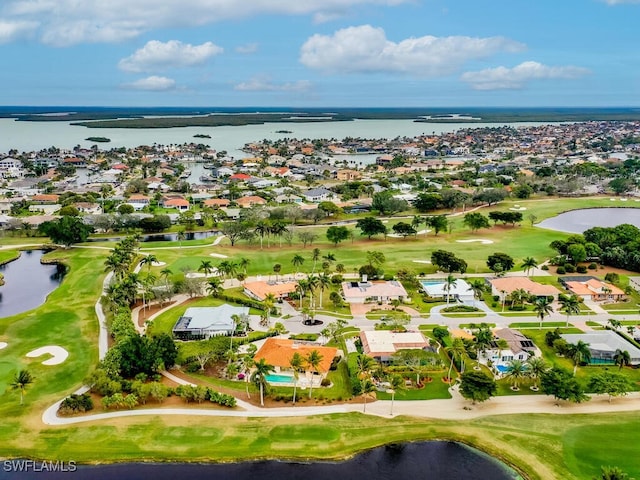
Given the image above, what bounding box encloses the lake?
[0,250,64,319]
[0,442,522,480]
[536,206,640,233]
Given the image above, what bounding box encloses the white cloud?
[122,76,176,91]
[461,61,590,90]
[234,77,312,92]
[235,43,258,54]
[119,40,222,73]
[0,20,38,43]
[2,0,409,46]
[300,25,524,76]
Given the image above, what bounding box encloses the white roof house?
[561,331,640,366]
[420,279,474,302]
[342,280,408,304]
[172,305,248,340]
[360,330,430,361]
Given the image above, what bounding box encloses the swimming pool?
[495,365,509,373]
[420,280,444,287]
[265,374,295,384]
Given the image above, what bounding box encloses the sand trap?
[0,342,7,350]
[186,271,220,278]
[26,346,69,366]
[209,253,228,259]
[151,261,166,267]
[509,207,527,211]
[387,229,432,238]
[620,198,628,202]
[412,260,432,264]
[456,239,494,245]
[610,198,616,201]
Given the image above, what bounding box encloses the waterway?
[0,250,64,319]
[0,442,522,480]
[536,206,640,233]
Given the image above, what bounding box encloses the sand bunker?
[186,271,220,278]
[456,239,494,245]
[509,207,527,211]
[387,229,432,238]
[151,261,166,267]
[0,342,7,350]
[412,260,432,264]
[209,253,228,258]
[26,346,69,366]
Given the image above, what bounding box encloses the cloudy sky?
[1,0,638,106]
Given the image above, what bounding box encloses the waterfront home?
[161,197,190,211]
[360,330,431,363]
[560,276,625,302]
[482,328,541,369]
[301,187,336,203]
[127,194,151,211]
[253,338,338,380]
[236,195,267,208]
[31,194,60,204]
[489,277,562,301]
[561,331,640,365]
[341,279,408,304]
[172,305,248,340]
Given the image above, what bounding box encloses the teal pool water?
[265,374,294,384]
[420,280,443,287]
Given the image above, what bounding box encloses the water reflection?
[0,250,64,318]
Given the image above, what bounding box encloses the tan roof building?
[203,198,230,208]
[254,338,337,375]
[564,278,625,302]
[236,195,267,208]
[360,330,430,361]
[243,281,298,301]
[341,280,408,304]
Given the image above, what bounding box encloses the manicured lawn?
[376,373,452,400]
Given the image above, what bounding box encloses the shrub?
[350,375,362,395]
[58,393,94,415]
[605,272,620,284]
[588,262,597,270]
[563,263,576,273]
[330,275,344,285]
[492,295,500,302]
[556,266,566,274]
[576,265,587,274]
[206,388,237,407]
[441,305,479,313]
[320,378,331,387]
[541,265,549,271]
[508,305,526,311]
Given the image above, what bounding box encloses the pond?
[536,207,640,233]
[1,442,522,479]
[0,250,65,319]
[88,230,220,243]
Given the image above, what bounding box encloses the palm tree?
[534,296,554,329]
[473,325,494,361]
[176,228,186,249]
[140,254,158,275]
[467,279,486,307]
[251,358,275,407]
[608,318,622,331]
[240,354,255,399]
[446,337,467,382]
[239,257,250,275]
[305,349,324,399]
[198,260,214,277]
[505,359,527,390]
[366,250,386,268]
[311,248,321,273]
[443,273,457,304]
[317,273,331,308]
[263,293,276,327]
[254,220,270,249]
[322,252,336,268]
[559,294,582,327]
[509,288,529,308]
[521,257,538,276]
[566,340,592,375]
[361,378,376,413]
[306,275,320,310]
[526,356,548,390]
[388,374,405,415]
[160,267,172,289]
[291,254,305,277]
[597,466,632,480]
[206,277,222,297]
[11,369,34,405]
[289,352,304,405]
[613,349,631,370]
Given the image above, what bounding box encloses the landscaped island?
[84,136,111,142]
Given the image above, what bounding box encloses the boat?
[199,175,216,182]
[202,164,217,169]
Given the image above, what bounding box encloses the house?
[0,158,21,170]
[561,331,640,365]
[31,194,60,204]
[341,280,408,304]
[359,330,431,362]
[560,276,625,302]
[420,278,474,302]
[243,281,298,301]
[73,202,101,214]
[172,305,248,340]
[483,328,541,368]
[220,207,241,220]
[275,194,303,204]
[203,198,230,209]
[253,338,338,381]
[301,187,336,203]
[236,195,267,208]
[127,194,151,211]
[629,276,640,293]
[336,169,362,181]
[162,197,190,211]
[489,277,562,300]
[229,173,252,183]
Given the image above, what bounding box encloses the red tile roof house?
[203,198,230,209]
[236,195,267,208]
[253,338,338,386]
[229,173,252,183]
[161,197,190,211]
[31,194,60,204]
[563,278,625,302]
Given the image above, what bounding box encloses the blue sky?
[1,0,639,107]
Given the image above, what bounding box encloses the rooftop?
[490,277,561,296]
[360,330,429,356]
[173,305,248,333]
[243,281,298,301]
[254,338,337,373]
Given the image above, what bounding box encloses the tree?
[372,191,408,215]
[206,277,222,297]
[534,296,554,328]
[540,367,589,403]
[446,337,467,381]
[220,221,251,247]
[504,360,527,390]
[413,193,442,212]
[431,250,467,273]
[443,274,457,304]
[356,217,387,239]
[388,374,405,415]
[366,250,386,268]
[289,352,304,405]
[425,215,448,236]
[567,243,587,265]
[608,178,633,195]
[326,226,350,246]
[306,350,324,399]
[198,260,214,277]
[486,252,514,275]
[521,257,538,276]
[588,371,632,403]
[251,358,275,407]
[463,212,490,233]
[526,356,548,390]
[558,294,582,327]
[467,279,486,307]
[473,188,508,206]
[392,222,417,238]
[291,254,305,276]
[566,340,592,375]
[39,216,93,247]
[459,371,497,404]
[11,369,34,405]
[298,231,318,248]
[595,466,633,480]
[361,378,376,413]
[613,349,631,370]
